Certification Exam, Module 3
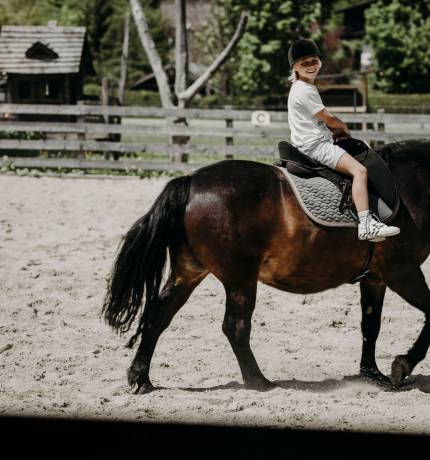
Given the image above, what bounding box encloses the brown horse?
[102,139,430,394]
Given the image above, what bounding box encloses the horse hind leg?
[127,261,207,394]
[222,277,276,391]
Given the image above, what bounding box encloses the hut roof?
[0,25,87,74]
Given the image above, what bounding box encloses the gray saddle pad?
[276,166,392,228]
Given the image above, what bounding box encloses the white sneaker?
[358,214,400,242]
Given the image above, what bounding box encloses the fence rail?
[3,156,199,172]
[0,103,429,172]
[1,103,430,122]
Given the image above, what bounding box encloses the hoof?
[127,365,152,393]
[244,378,277,392]
[391,355,411,385]
[134,382,155,395]
[359,368,393,389]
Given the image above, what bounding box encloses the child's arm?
[314,108,350,139]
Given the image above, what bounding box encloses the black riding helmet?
[288,39,323,67]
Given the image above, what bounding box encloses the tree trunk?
[118,11,130,106]
[170,0,190,156]
[175,0,189,99]
[129,0,173,108]
[130,0,248,163]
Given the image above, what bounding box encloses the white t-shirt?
[287,80,331,152]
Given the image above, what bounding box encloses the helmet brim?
[291,53,324,67]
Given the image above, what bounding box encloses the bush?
[124,90,161,106]
[365,0,430,93]
[83,83,101,99]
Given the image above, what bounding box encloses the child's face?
[294,56,321,82]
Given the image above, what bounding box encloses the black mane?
[378,139,430,164]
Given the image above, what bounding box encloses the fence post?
[76,100,85,160]
[224,105,234,159]
[169,116,189,163]
[101,78,120,160]
[101,78,110,160]
[377,108,385,132]
[359,87,367,132]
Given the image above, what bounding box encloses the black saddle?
[276,138,399,219]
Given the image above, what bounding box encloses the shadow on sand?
[174,373,430,393]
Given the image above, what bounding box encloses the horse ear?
[398,184,429,231]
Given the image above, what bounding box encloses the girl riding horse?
[287,39,400,242]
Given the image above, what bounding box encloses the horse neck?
[389,152,430,236]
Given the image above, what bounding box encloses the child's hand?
[332,128,350,142]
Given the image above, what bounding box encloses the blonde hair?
[288,57,322,83]
[288,69,299,83]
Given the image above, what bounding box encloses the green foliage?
[83,83,101,98]
[0,0,48,25]
[58,0,172,87]
[84,84,161,106]
[123,90,161,106]
[196,0,322,98]
[368,88,430,111]
[74,0,173,86]
[114,5,173,86]
[0,130,44,140]
[365,0,430,93]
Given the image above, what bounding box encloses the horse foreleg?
[128,271,207,394]
[222,280,276,391]
[359,279,392,386]
[382,262,430,385]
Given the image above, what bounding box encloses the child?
[287,39,400,242]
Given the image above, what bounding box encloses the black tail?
[102,175,192,347]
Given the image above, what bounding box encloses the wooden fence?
[0,103,429,172]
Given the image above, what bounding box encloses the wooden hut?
[0,21,92,107]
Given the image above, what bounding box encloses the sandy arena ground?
[1,173,430,434]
